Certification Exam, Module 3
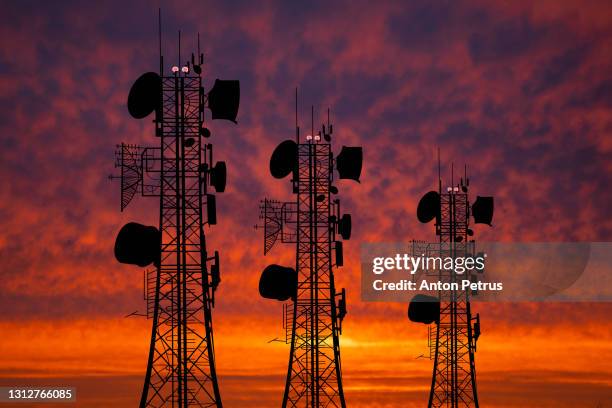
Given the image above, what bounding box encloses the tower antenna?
[158,8,163,74]
[437,147,441,194]
[410,159,495,408]
[311,105,314,141]
[111,23,241,407]
[257,103,364,407]
[295,87,299,143]
[178,30,181,69]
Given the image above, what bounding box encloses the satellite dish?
[210,161,227,193]
[336,146,363,182]
[408,294,440,324]
[127,72,161,119]
[335,241,344,267]
[259,264,298,301]
[114,222,161,267]
[417,191,441,224]
[338,214,352,240]
[472,196,494,225]
[207,79,240,123]
[270,140,298,179]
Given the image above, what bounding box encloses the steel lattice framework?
[138,74,221,408]
[113,33,238,404]
[428,189,479,408]
[259,129,361,408]
[286,143,345,407]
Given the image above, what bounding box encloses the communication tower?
[110,15,240,407]
[257,105,363,408]
[409,161,494,408]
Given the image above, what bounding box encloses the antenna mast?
[410,160,495,408]
[158,8,163,74]
[295,87,299,143]
[111,20,241,407]
[257,103,364,407]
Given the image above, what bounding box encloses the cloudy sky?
[0,0,611,406]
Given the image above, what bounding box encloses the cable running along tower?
[408,162,494,408]
[111,18,240,407]
[257,105,363,407]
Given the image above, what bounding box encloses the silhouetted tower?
[257,106,362,407]
[110,20,240,407]
[409,163,494,408]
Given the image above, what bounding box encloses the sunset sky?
[0,0,611,407]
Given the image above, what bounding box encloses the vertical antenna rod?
[311,105,314,140]
[158,8,163,74]
[438,147,441,194]
[295,87,299,143]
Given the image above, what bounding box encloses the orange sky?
[1,308,611,407]
[0,0,611,406]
